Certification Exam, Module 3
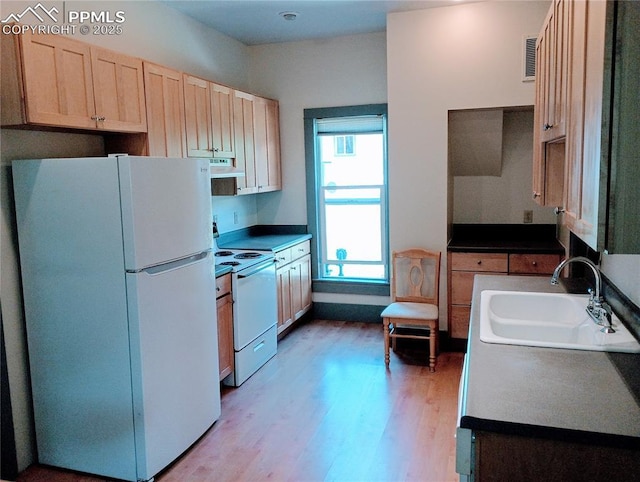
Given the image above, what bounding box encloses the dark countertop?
[215,264,233,277]
[448,223,565,254]
[460,275,640,448]
[218,233,312,252]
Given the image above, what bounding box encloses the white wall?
[387,1,551,322]
[387,1,551,251]
[247,32,388,226]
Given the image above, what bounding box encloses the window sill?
[312,279,390,296]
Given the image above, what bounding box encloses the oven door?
[233,259,277,350]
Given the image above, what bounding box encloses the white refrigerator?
[12,156,221,482]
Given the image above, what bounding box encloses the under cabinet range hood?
[209,158,245,178]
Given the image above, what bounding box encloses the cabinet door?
[216,293,234,381]
[210,83,235,158]
[91,48,147,132]
[143,62,186,157]
[253,96,282,193]
[277,265,293,331]
[19,32,96,129]
[564,0,606,250]
[533,0,569,206]
[184,74,213,157]
[532,30,547,204]
[265,98,282,191]
[551,0,569,139]
[289,254,312,321]
[233,90,258,194]
[297,254,312,318]
[253,96,270,191]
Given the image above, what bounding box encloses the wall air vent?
[523,36,537,82]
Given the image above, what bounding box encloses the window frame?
[304,104,390,296]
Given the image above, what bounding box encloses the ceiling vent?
[523,36,537,82]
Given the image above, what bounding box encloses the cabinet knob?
[532,261,537,266]
[543,123,554,131]
[477,260,482,265]
[533,191,541,199]
[554,207,565,215]
[216,287,221,291]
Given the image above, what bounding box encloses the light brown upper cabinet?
[563,0,607,250]
[253,96,282,193]
[1,31,146,132]
[533,0,640,253]
[225,90,281,196]
[143,62,187,157]
[233,90,258,194]
[184,74,214,157]
[532,0,568,206]
[184,75,236,159]
[210,83,235,158]
[90,48,147,132]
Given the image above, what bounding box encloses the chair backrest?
[391,248,441,305]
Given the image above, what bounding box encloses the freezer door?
[125,251,220,480]
[118,156,212,270]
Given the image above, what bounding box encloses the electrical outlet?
[233,212,239,224]
[523,210,533,224]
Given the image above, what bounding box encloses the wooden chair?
[381,248,441,372]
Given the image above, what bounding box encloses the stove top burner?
[219,261,241,266]
[234,252,262,259]
[215,250,234,257]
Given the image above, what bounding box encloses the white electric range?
[213,240,277,387]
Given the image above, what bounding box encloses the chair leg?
[429,323,437,372]
[383,318,390,367]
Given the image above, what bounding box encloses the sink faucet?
[551,257,615,333]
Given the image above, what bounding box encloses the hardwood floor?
[17,320,464,482]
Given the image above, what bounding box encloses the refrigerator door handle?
[127,251,211,275]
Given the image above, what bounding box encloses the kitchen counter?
[460,275,640,448]
[217,232,312,253]
[448,223,564,254]
[215,264,233,277]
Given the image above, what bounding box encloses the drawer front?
[451,271,508,305]
[291,240,311,260]
[215,273,232,298]
[275,247,292,267]
[234,324,277,386]
[509,254,562,275]
[450,252,508,272]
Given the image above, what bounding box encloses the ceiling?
[161,0,474,46]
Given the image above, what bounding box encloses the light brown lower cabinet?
[448,251,562,340]
[275,240,312,334]
[215,273,234,381]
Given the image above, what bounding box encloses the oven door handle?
[237,259,275,278]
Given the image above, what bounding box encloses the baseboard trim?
[311,302,385,323]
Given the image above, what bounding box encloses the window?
[304,105,389,294]
[334,135,355,156]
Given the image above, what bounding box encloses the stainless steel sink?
[479,290,640,353]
